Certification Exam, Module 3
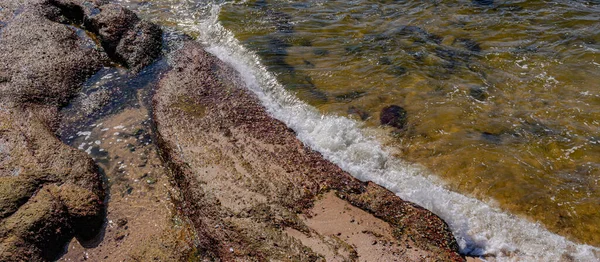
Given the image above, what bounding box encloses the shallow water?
[217,0,600,247]
[113,0,600,259]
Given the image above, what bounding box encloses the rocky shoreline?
[1,1,464,261]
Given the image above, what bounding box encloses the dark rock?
[152,42,462,261]
[388,65,407,77]
[469,86,488,101]
[87,3,162,71]
[348,106,370,121]
[116,218,128,228]
[481,132,502,144]
[380,105,408,129]
[335,91,366,102]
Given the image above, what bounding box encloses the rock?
[469,86,488,101]
[347,106,370,121]
[380,105,408,129]
[87,3,162,71]
[153,41,463,261]
[388,65,408,77]
[481,132,502,144]
[0,1,105,106]
[335,91,366,102]
[0,0,162,259]
[0,109,105,261]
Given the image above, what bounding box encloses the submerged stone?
[380,105,408,129]
[469,86,488,101]
[388,65,408,77]
[348,106,370,121]
[335,91,366,102]
[481,132,502,144]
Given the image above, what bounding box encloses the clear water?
[114,0,600,260]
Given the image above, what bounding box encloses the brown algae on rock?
[152,41,464,261]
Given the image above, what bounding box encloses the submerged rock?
[348,106,370,121]
[380,105,408,129]
[469,86,488,101]
[153,41,463,261]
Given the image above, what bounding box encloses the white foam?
[170,2,599,261]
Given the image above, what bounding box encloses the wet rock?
[0,109,105,261]
[348,106,370,121]
[388,65,408,77]
[481,132,502,144]
[87,3,162,71]
[380,105,408,129]
[335,91,366,102]
[153,41,462,261]
[469,86,488,101]
[0,0,162,259]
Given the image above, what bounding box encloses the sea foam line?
[175,2,599,261]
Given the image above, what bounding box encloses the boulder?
[0,108,104,261]
[87,3,162,71]
[153,41,463,261]
[0,1,105,107]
